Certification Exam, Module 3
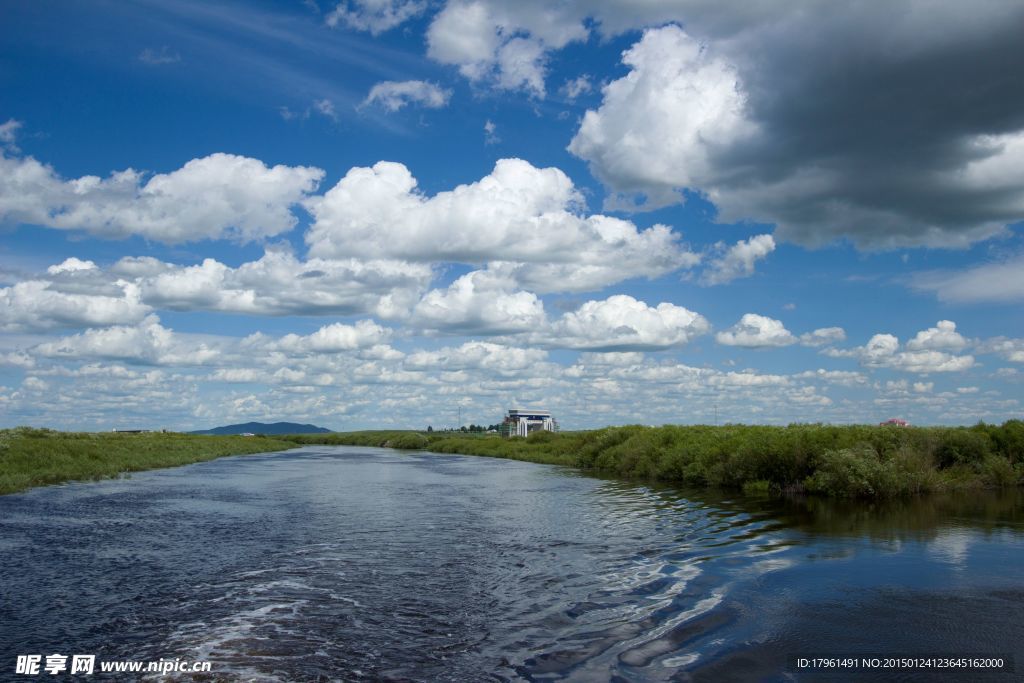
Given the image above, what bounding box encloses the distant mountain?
[190,421,332,435]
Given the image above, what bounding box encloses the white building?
[502,409,558,437]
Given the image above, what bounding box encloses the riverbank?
[282,421,1024,498]
[0,428,298,495]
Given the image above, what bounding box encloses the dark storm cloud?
[574,0,1024,248]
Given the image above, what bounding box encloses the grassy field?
[283,421,1024,498]
[0,427,298,495]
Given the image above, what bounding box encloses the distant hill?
[190,422,332,435]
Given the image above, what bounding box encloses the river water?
[1,446,1022,681]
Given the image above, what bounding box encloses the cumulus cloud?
[426,0,586,96]
[0,279,150,332]
[362,80,452,111]
[5,249,431,326]
[0,152,323,243]
[799,327,847,348]
[976,337,1024,363]
[535,294,709,351]
[47,257,98,275]
[701,234,775,285]
[827,323,976,373]
[274,320,391,354]
[411,269,545,334]
[905,320,968,352]
[715,314,796,348]
[794,369,866,386]
[33,315,220,366]
[325,0,425,34]
[569,25,756,210]
[404,341,547,373]
[134,248,430,319]
[557,5,1024,248]
[304,158,697,290]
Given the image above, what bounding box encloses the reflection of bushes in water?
[777,487,1024,541]
[586,473,1024,540]
[283,421,1024,498]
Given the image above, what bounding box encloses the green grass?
[6,421,1023,499]
[0,427,298,495]
[283,420,1024,498]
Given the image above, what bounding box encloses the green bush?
[278,421,1024,499]
[978,454,1018,487]
[387,433,429,450]
[804,447,901,498]
[936,429,993,467]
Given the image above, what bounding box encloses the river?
[1,446,1021,681]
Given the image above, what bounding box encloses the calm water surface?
[1,446,1022,681]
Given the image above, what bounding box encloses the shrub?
[526,430,558,443]
[936,429,993,467]
[387,433,429,450]
[804,447,901,498]
[978,454,1018,487]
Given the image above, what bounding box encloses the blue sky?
[1,0,1022,430]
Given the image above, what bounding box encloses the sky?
[1,0,1022,431]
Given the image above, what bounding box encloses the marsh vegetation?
[0,427,297,495]
[283,421,1024,498]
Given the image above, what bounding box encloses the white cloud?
[828,326,976,374]
[910,253,1024,304]
[560,75,591,100]
[568,25,756,210]
[0,119,22,151]
[495,37,546,96]
[325,0,425,34]
[716,314,796,348]
[135,248,430,319]
[484,119,499,144]
[794,369,866,386]
[0,350,35,368]
[0,152,323,243]
[275,320,391,354]
[799,327,846,347]
[976,337,1024,363]
[709,371,789,388]
[21,376,48,392]
[47,257,98,275]
[304,158,697,289]
[405,341,547,373]
[425,0,586,96]
[314,98,338,120]
[701,234,775,285]
[411,269,545,334]
[362,80,452,112]
[0,279,151,332]
[33,316,220,366]
[905,320,967,352]
[536,294,709,351]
